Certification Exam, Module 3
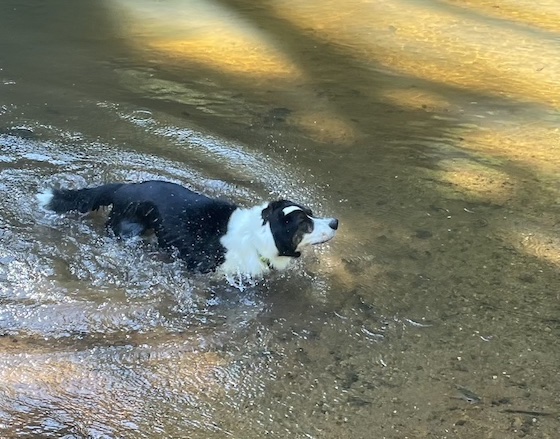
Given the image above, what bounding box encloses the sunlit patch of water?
[0,343,234,437]
[111,0,302,79]
[510,225,560,267]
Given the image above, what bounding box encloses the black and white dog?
[37,180,338,277]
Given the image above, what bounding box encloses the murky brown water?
[1,0,560,437]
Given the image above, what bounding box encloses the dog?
[37,180,338,277]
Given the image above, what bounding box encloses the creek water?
[1,0,559,438]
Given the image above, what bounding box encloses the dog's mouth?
[310,234,336,246]
[299,226,337,248]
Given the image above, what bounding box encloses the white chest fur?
[219,204,292,277]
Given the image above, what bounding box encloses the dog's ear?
[261,199,288,225]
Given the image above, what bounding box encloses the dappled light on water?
[2,0,560,437]
[433,159,516,205]
[443,0,560,33]
[113,0,301,80]
[109,0,560,151]
[267,0,560,107]
[114,0,560,109]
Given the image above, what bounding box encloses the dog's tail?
[37,183,124,214]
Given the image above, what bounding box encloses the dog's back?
[38,180,237,272]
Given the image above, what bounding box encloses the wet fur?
[37,180,338,276]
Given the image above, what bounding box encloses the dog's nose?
[329,218,339,230]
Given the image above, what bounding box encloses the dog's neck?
[219,204,293,276]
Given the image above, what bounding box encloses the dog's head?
[261,200,338,258]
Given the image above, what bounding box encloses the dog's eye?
[299,219,313,233]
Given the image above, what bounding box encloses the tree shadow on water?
[4,1,560,436]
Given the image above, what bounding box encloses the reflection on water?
[1,0,560,437]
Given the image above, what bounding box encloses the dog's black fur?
[45,181,239,272]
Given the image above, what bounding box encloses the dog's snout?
[329,218,339,230]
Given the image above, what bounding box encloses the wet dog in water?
[37,180,338,276]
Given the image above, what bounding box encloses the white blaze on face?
[282,206,303,216]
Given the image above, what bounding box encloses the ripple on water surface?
[0,110,341,437]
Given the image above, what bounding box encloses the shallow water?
[1,0,560,437]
